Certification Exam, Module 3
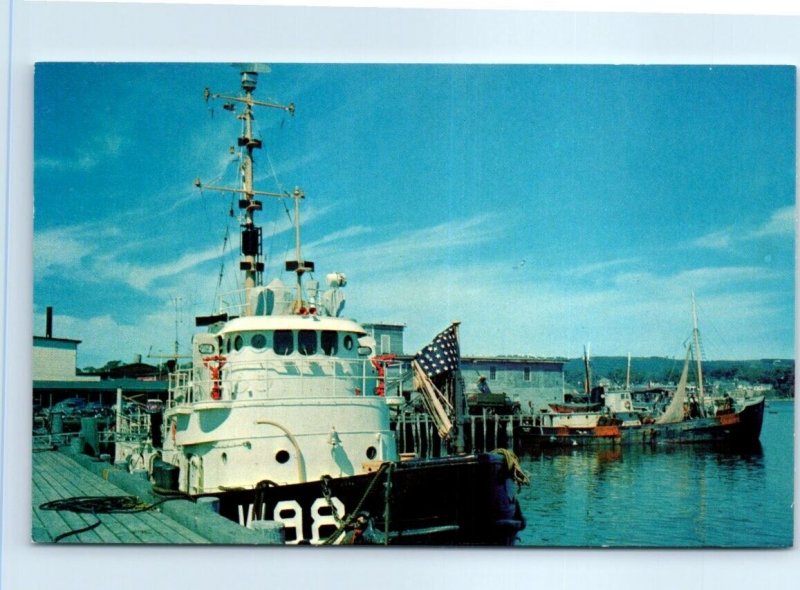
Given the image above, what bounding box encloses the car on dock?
[42,397,86,419]
[467,392,521,415]
[81,401,113,418]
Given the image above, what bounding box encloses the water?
[515,400,794,548]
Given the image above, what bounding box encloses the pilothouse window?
[321,331,338,356]
[298,330,317,355]
[274,330,293,355]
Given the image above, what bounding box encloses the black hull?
[205,452,525,545]
[515,397,766,449]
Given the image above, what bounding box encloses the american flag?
[414,325,461,378]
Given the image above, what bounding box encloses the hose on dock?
[39,495,184,542]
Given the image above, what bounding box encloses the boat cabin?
[170,315,381,405]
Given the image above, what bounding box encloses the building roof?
[391,353,565,366]
[461,356,565,366]
[33,335,82,345]
[33,378,168,393]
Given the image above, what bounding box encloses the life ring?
[624,401,631,410]
[202,355,227,400]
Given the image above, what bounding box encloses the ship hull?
[515,397,765,448]
[203,452,525,545]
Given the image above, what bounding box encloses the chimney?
[46,306,53,339]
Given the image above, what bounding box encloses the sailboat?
[516,296,765,448]
[141,65,525,545]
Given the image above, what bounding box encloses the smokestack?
[46,307,53,339]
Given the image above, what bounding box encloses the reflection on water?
[515,400,793,548]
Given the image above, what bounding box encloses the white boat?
[146,65,526,545]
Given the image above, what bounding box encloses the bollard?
[197,496,220,513]
[132,469,150,481]
[50,412,64,435]
[80,417,99,456]
[250,520,286,544]
[69,437,84,453]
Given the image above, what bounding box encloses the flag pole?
[452,321,465,454]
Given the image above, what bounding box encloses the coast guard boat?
[149,65,526,545]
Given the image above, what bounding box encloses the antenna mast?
[196,65,296,316]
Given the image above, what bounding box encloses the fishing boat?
[141,65,526,545]
[516,297,765,448]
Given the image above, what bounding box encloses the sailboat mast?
[583,343,592,395]
[691,292,706,416]
[626,352,631,391]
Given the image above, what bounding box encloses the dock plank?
[36,453,172,543]
[33,468,105,543]
[32,451,210,544]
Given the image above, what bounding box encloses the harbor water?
[514,399,794,548]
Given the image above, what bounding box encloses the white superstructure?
[157,66,398,496]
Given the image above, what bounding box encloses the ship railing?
[32,432,79,450]
[214,286,334,318]
[167,357,388,406]
[108,401,153,442]
[375,359,410,399]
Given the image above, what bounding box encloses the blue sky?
[33,63,795,368]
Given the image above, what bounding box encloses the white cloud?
[305,225,372,250]
[691,205,795,250]
[34,309,177,369]
[323,213,501,273]
[748,205,795,239]
[36,132,126,172]
[116,245,225,291]
[566,257,642,277]
[690,229,732,250]
[34,222,121,276]
[348,253,790,361]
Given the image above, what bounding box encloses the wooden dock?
[32,450,211,544]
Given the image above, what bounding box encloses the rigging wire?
[260,123,296,280]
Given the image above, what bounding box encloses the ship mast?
[195,65,297,316]
[691,291,706,416]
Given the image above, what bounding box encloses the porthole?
[343,335,354,350]
[234,335,244,351]
[275,450,290,464]
[366,446,377,460]
[251,333,266,349]
[221,452,228,465]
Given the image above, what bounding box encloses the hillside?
[563,356,794,397]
